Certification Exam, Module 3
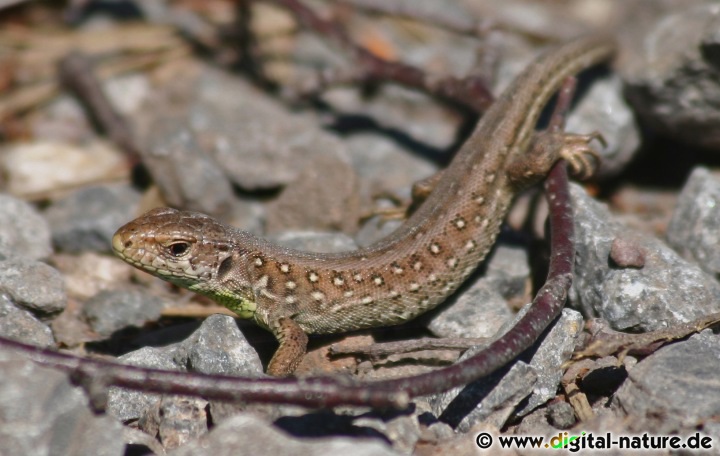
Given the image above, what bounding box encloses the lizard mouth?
[111,231,129,257]
[111,231,158,273]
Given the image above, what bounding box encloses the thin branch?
[57,52,141,164]
[328,337,490,358]
[262,0,494,112]
[338,0,495,38]
[0,336,409,409]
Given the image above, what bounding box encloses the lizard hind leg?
[266,317,309,376]
[506,130,603,189]
[368,170,446,222]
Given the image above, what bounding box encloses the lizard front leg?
[266,317,309,376]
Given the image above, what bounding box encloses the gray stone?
[353,414,421,454]
[265,150,361,235]
[616,330,720,431]
[355,215,404,248]
[107,345,181,422]
[83,289,165,336]
[513,407,555,439]
[482,244,532,300]
[546,401,576,429]
[344,133,438,195]
[428,285,511,339]
[44,184,141,253]
[0,351,125,456]
[0,258,66,317]
[140,396,209,450]
[269,231,359,253]
[0,294,54,347]
[428,244,529,339]
[193,67,357,191]
[226,198,266,237]
[565,74,639,178]
[138,112,235,215]
[621,3,720,150]
[321,84,460,153]
[182,314,264,376]
[168,413,398,456]
[569,184,720,331]
[107,315,262,422]
[428,308,581,430]
[0,194,52,260]
[427,298,581,430]
[667,167,720,276]
[384,415,421,454]
[516,309,584,416]
[430,356,537,432]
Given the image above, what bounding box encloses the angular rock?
[107,345,180,422]
[0,351,125,456]
[428,304,581,431]
[140,396,209,451]
[107,315,262,422]
[667,167,720,276]
[352,414,421,454]
[269,231,358,253]
[0,294,54,347]
[138,112,235,215]
[616,330,720,431]
[44,184,141,253]
[344,133,438,195]
[265,150,361,235]
[546,401,576,429]
[570,184,720,331]
[0,258,66,317]
[54,251,133,301]
[83,289,165,337]
[565,74,639,178]
[122,427,166,455]
[428,244,529,339]
[430,356,536,432]
[621,3,720,149]
[182,314,264,376]
[226,198,266,237]
[0,194,52,260]
[427,285,510,339]
[515,309,584,416]
[481,244,532,301]
[355,215,404,249]
[192,66,357,192]
[168,414,398,456]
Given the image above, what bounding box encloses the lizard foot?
[560,131,605,179]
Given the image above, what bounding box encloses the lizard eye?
[168,242,190,257]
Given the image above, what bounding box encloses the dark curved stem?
[265,0,494,112]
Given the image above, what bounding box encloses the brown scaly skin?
[113,35,616,376]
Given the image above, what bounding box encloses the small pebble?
[609,237,646,269]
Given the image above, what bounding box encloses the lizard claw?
[560,131,605,179]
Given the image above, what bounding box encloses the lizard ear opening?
[216,255,235,281]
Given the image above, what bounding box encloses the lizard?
[112,35,616,377]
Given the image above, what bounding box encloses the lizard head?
[112,207,257,318]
